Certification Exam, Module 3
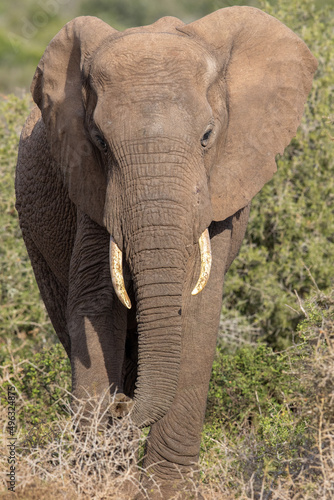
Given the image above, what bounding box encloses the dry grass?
[1,294,333,499]
[0,392,142,499]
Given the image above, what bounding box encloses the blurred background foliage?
[0,0,332,92]
[221,0,334,347]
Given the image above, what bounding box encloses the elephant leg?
[20,230,71,356]
[68,211,128,418]
[140,219,233,497]
[123,325,138,399]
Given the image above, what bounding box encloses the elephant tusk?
[191,228,212,296]
[109,236,132,309]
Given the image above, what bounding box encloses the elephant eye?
[95,134,108,153]
[201,128,213,148]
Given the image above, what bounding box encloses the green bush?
[0,94,55,356]
[205,339,310,475]
[79,0,216,29]
[207,344,302,431]
[0,343,71,429]
[218,0,334,347]
[202,288,334,495]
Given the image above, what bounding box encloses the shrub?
[217,0,334,347]
[0,343,71,431]
[0,94,55,356]
[207,343,303,432]
[202,288,334,497]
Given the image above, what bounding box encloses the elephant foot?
[109,392,135,418]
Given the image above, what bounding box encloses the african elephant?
[15,6,317,499]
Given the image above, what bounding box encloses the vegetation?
[1,290,333,498]
[0,0,247,93]
[0,94,54,352]
[220,0,334,347]
[3,0,333,93]
[201,293,334,498]
[1,0,334,497]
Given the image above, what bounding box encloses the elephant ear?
[31,16,117,226]
[181,7,317,221]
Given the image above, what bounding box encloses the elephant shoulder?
[16,103,75,240]
[17,105,53,177]
[16,105,76,286]
[20,105,41,141]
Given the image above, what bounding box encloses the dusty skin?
[15,6,317,499]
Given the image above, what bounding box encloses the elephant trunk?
[105,140,209,427]
[124,200,190,427]
[130,248,185,427]
[110,229,212,309]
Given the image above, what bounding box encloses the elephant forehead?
[90,33,217,90]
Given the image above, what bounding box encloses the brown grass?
[1,295,333,499]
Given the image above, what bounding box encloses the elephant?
[15,6,317,499]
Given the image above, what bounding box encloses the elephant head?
[31,8,317,426]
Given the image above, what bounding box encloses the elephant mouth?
[109,229,212,309]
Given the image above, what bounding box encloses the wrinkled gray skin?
[16,7,316,499]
